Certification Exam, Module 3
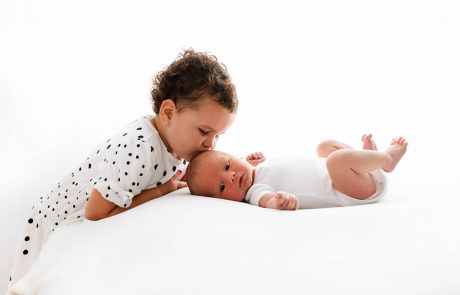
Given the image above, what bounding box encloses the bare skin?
[255,134,407,208]
[85,98,235,221]
[362,133,377,150]
[325,135,408,200]
[188,135,408,210]
[382,137,408,172]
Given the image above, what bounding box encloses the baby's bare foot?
[362,134,377,150]
[383,137,408,173]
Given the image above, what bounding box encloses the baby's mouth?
[239,173,244,188]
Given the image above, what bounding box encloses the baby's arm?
[85,171,186,220]
[258,191,299,210]
[246,152,266,167]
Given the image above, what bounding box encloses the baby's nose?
[227,171,236,184]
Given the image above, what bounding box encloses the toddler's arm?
[246,152,266,167]
[85,171,186,220]
[259,191,299,210]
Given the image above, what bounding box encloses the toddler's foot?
[362,134,377,150]
[383,137,408,173]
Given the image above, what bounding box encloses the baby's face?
[192,151,255,202]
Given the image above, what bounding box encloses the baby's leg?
[326,137,408,199]
[317,135,377,158]
[316,140,353,158]
[362,134,377,150]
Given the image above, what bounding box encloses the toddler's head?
[150,49,239,161]
[187,150,255,202]
[150,48,238,114]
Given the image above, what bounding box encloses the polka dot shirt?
[32,115,187,229]
[9,115,188,287]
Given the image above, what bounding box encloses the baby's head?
[187,150,255,202]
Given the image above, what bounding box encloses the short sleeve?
[91,140,154,208]
[245,183,274,207]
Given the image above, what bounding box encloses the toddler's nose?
[202,136,217,150]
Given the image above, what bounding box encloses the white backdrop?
[1,0,459,293]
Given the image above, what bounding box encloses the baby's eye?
[219,182,225,192]
[199,128,209,135]
[224,160,230,171]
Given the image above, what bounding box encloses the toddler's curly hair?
[151,49,238,114]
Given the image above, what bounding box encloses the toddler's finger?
[177,181,188,189]
[172,170,184,180]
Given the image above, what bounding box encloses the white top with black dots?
[33,115,187,229]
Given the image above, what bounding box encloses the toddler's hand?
[266,191,299,211]
[246,152,266,166]
[159,170,187,195]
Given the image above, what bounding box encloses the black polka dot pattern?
[12,116,187,282]
[88,116,186,206]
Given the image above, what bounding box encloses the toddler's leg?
[8,213,49,289]
[326,137,408,199]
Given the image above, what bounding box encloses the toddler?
[7,49,238,292]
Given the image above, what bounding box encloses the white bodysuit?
[7,115,187,291]
[245,156,386,209]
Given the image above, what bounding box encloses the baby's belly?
[261,156,339,208]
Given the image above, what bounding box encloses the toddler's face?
[166,97,235,162]
[192,151,254,202]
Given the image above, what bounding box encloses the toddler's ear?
[159,99,176,122]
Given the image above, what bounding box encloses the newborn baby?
[186,135,408,210]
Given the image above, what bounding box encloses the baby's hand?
[246,152,266,166]
[265,191,299,211]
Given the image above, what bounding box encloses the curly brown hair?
[151,49,238,114]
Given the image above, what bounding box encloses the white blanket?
[9,188,460,295]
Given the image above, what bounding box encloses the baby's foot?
[362,134,377,150]
[383,137,408,173]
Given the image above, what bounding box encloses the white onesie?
[245,156,386,209]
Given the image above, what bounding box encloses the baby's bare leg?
[326,137,408,199]
[317,135,376,158]
[362,134,377,150]
[316,140,353,158]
